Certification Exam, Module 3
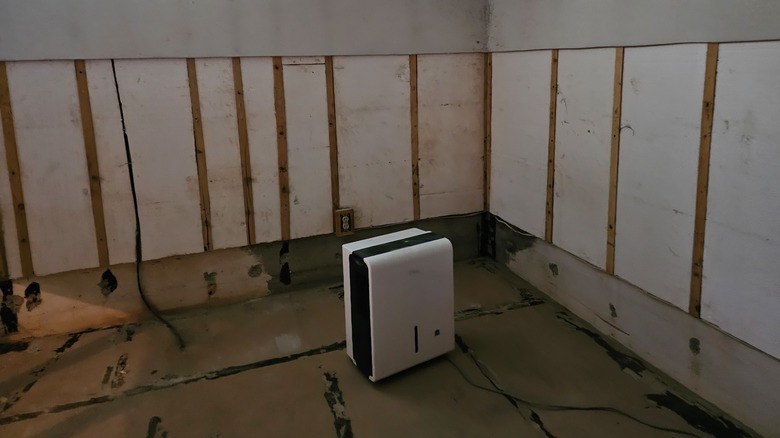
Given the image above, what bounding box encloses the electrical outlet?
[334,208,354,236]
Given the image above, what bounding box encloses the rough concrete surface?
[0,259,749,437]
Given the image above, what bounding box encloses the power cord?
[445,354,701,437]
[110,60,186,351]
[492,214,536,238]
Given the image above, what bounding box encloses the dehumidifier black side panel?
[349,254,372,377]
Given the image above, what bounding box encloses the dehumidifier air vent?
[342,228,454,382]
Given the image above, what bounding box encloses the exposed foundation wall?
[489,41,780,435]
[0,54,484,280]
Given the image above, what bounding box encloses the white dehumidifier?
[342,228,454,382]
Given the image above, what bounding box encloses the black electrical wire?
[445,356,701,438]
[110,60,186,351]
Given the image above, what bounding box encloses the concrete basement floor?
[0,259,751,438]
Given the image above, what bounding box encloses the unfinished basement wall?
[0,54,484,336]
[489,41,780,435]
[0,54,484,279]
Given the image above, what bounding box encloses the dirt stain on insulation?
[99,269,118,296]
[247,264,264,278]
[279,263,291,285]
[24,282,42,311]
[689,338,701,355]
[203,272,217,297]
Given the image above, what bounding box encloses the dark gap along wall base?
[0,215,480,340]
